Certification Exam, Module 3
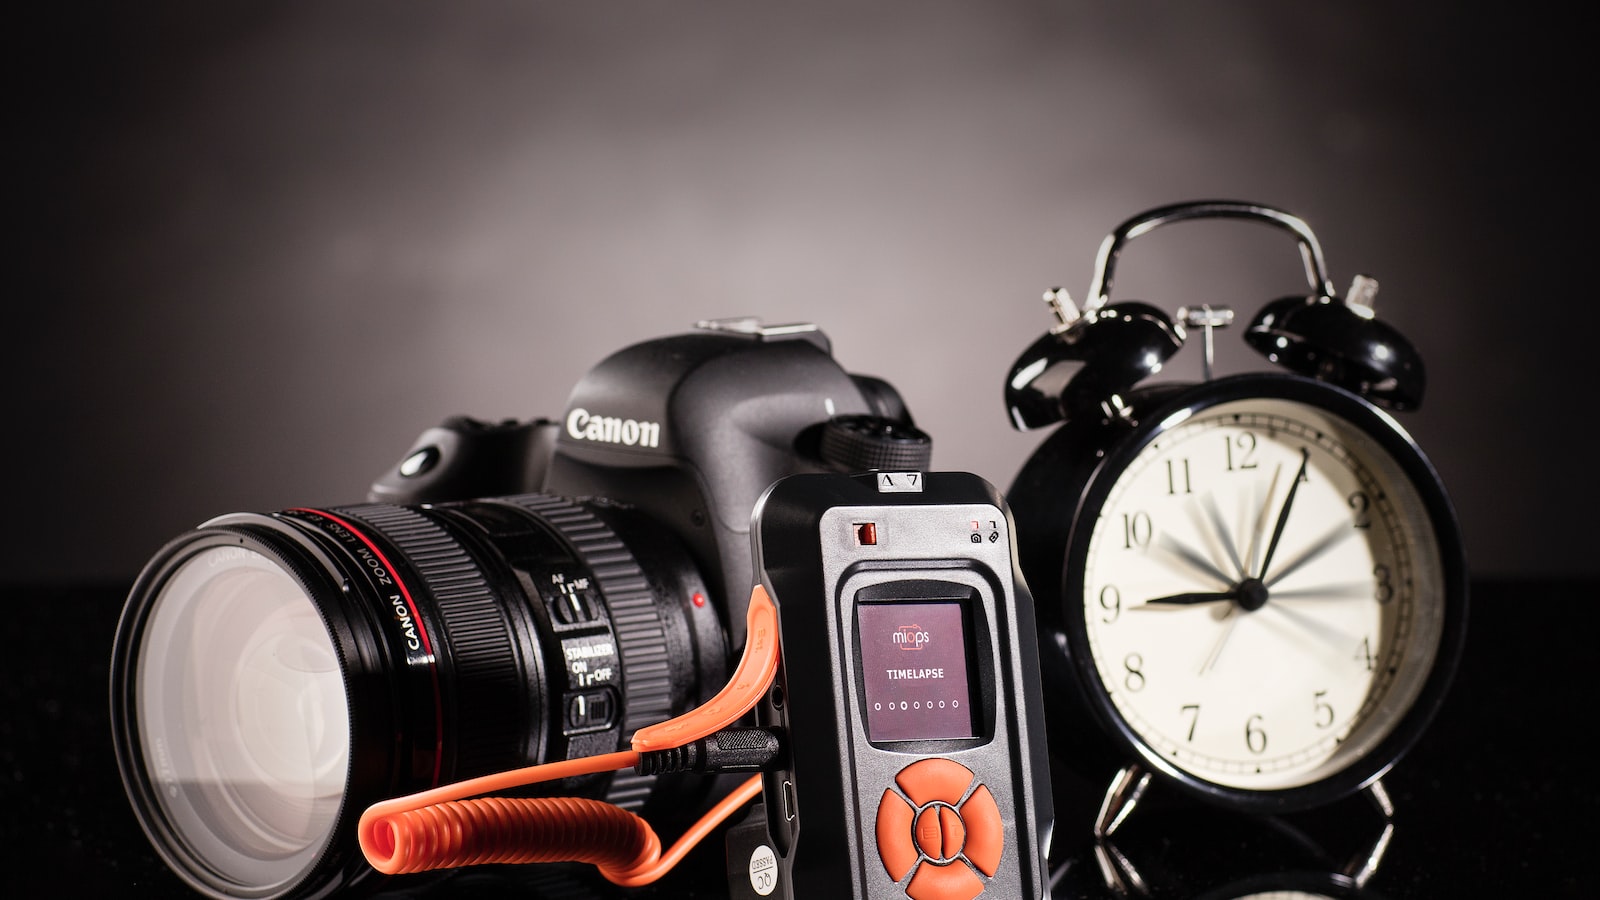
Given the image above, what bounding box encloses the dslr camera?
[109,318,932,900]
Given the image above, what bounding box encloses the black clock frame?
[1008,371,1468,814]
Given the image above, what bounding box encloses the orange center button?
[913,804,965,862]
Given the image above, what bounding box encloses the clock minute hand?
[1257,447,1310,582]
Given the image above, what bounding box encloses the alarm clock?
[1003,200,1468,837]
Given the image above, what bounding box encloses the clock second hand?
[1148,447,1313,674]
[1245,462,1286,577]
[1199,606,1240,675]
[1266,521,1358,590]
[1145,486,1257,607]
[1152,531,1236,589]
[1137,588,1243,673]
[1195,490,1247,579]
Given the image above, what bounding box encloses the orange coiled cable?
[368,795,659,876]
[359,587,780,885]
[361,768,763,886]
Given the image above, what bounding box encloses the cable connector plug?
[635,727,784,776]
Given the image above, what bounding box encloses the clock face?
[1078,394,1448,792]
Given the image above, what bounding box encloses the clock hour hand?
[1143,589,1240,606]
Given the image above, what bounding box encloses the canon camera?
[109,318,933,900]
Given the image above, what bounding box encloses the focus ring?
[501,494,675,809]
[329,503,521,777]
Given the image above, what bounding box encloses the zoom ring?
[330,503,520,777]
[501,495,675,810]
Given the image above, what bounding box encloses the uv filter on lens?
[135,546,350,890]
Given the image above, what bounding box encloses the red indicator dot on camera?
[692,592,707,608]
[857,523,878,546]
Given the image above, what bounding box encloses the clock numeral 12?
[1224,433,1259,471]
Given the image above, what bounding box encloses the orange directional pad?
[958,785,1002,877]
[906,859,984,900]
[877,790,920,881]
[873,758,1005,899]
[895,758,976,807]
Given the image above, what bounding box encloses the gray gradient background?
[9,3,1592,583]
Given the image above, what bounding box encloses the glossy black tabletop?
[4,578,1589,898]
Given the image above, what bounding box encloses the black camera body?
[731,470,1054,900]
[112,318,932,900]
[371,317,930,647]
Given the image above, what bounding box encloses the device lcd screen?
[856,601,977,743]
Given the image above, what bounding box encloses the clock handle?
[1006,200,1426,431]
[1077,199,1425,411]
[1083,200,1337,312]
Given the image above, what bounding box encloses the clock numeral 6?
[1245,714,1268,755]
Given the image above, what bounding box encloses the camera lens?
[111,494,724,900]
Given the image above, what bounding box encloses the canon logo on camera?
[565,407,662,448]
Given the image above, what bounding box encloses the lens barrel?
[111,493,724,900]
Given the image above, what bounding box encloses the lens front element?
[135,546,350,891]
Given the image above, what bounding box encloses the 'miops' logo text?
[565,408,662,448]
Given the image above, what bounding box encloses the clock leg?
[1090,765,1155,894]
[1342,778,1396,888]
[1093,764,1153,839]
[1092,837,1150,896]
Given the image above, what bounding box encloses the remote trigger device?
[733,471,1053,900]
